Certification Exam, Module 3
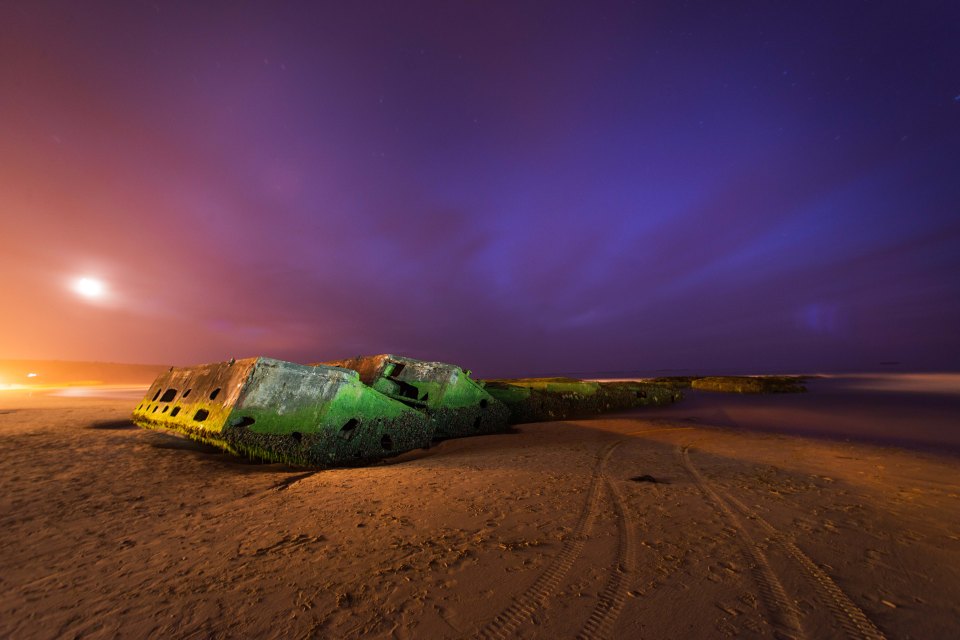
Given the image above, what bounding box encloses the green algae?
[482,378,681,423]
[132,358,433,467]
[321,354,510,438]
[691,376,807,394]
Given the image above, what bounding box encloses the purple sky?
[2,2,959,376]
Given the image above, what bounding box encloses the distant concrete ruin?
[482,377,681,423]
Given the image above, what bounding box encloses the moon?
[73,277,106,300]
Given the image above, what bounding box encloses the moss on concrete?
[320,354,510,438]
[691,376,807,393]
[133,358,433,467]
[482,378,681,423]
[647,376,700,390]
[649,375,806,393]
[133,356,803,468]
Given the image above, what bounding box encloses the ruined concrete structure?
[650,375,807,393]
[133,356,684,467]
[319,354,510,438]
[690,376,806,393]
[132,357,432,466]
[482,377,681,423]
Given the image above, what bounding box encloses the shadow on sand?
[86,419,138,430]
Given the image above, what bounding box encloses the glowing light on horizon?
[26,373,38,378]
[73,277,106,300]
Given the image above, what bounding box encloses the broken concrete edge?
[133,357,434,467]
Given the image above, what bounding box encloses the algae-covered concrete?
[320,354,510,438]
[649,375,807,393]
[132,357,432,466]
[482,377,680,423]
[691,376,807,393]
[133,357,700,467]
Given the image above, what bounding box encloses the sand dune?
[1,380,958,638]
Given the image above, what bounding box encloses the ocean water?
[621,373,960,454]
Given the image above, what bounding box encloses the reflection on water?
[818,373,960,395]
[48,385,149,400]
[620,373,960,454]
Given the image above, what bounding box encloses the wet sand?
[1,380,959,639]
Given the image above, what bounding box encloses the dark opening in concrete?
[340,418,359,440]
[394,379,420,399]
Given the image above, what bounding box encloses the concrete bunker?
[132,357,433,467]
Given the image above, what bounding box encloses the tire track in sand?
[680,444,887,640]
[476,440,622,640]
[576,426,693,639]
[576,471,636,640]
[678,445,806,640]
[719,479,887,640]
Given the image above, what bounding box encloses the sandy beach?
[6,1,959,637]
[2,378,958,639]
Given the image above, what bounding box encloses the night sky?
[2,2,958,376]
